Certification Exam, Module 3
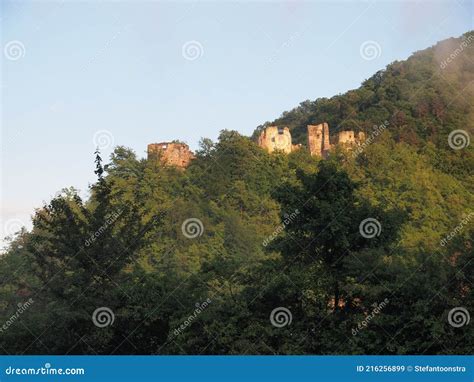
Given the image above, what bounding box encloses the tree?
[273,160,403,311]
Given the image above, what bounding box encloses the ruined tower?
[337,130,356,146]
[307,123,331,158]
[336,131,366,148]
[257,126,293,154]
[147,142,194,168]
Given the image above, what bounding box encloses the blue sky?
[1,0,472,245]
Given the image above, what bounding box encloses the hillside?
[0,33,472,356]
[255,31,474,181]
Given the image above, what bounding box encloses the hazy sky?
[1,0,472,245]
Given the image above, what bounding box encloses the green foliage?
[264,32,474,183]
[0,33,472,355]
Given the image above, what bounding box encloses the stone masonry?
[258,123,365,157]
[337,131,366,147]
[307,123,331,158]
[147,142,194,168]
[257,126,293,154]
[147,123,365,170]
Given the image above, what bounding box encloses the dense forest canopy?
[1,32,473,355]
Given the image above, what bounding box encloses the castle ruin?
[146,123,364,169]
[257,123,365,157]
[307,123,331,158]
[257,126,293,154]
[147,142,194,168]
[336,130,366,147]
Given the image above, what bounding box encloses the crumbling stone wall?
[257,126,293,154]
[256,123,367,158]
[307,124,323,156]
[147,142,194,168]
[336,131,366,147]
[307,123,331,158]
[147,124,366,170]
[337,130,356,146]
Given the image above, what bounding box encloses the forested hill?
[254,31,474,179]
[0,32,472,355]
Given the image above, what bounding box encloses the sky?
[1,0,472,246]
